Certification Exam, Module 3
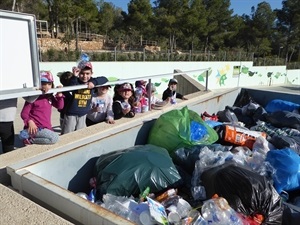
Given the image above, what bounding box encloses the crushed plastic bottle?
[191,185,207,200]
[201,196,243,225]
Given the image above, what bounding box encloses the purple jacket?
[21,94,64,130]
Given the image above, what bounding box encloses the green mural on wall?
[215,65,231,86]
[194,68,213,82]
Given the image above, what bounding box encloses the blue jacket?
[65,76,108,116]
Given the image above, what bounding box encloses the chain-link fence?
[40,49,300,69]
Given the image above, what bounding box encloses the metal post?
[147,79,152,111]
[114,46,117,61]
[205,70,208,91]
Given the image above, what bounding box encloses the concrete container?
[7,87,297,224]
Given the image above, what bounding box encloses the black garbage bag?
[265,111,300,130]
[233,89,255,107]
[173,144,232,174]
[201,162,283,225]
[282,202,300,225]
[232,107,255,127]
[94,144,182,200]
[216,107,239,123]
[269,135,300,154]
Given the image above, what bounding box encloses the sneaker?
[23,138,32,145]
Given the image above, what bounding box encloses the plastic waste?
[191,185,207,200]
[155,188,177,202]
[176,198,192,219]
[76,192,89,200]
[139,187,150,202]
[190,121,209,142]
[201,196,243,225]
[187,209,208,225]
[88,189,96,203]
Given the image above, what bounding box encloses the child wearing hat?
[162,78,188,104]
[20,71,64,145]
[113,82,136,119]
[61,59,109,134]
[146,83,167,109]
[134,80,148,112]
[86,84,115,126]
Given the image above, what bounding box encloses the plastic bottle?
[193,215,208,225]
[201,197,243,225]
[88,188,96,203]
[191,185,207,200]
[155,188,177,202]
[139,186,150,202]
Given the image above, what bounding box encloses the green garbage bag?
[147,106,219,154]
[94,144,182,200]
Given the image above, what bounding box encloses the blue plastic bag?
[190,121,208,142]
[265,148,300,194]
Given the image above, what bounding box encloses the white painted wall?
[40,61,299,95]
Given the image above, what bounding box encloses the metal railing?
[0,68,210,101]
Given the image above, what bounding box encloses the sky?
[105,0,283,16]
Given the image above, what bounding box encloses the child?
[134,80,147,112]
[20,71,64,145]
[61,61,108,134]
[57,71,74,129]
[146,83,167,109]
[135,80,147,94]
[113,83,136,120]
[162,78,188,104]
[86,85,114,126]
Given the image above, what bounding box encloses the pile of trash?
[76,91,300,225]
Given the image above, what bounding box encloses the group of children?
[1,57,188,151]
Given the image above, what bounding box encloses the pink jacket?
[21,94,64,130]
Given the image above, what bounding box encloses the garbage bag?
[173,144,232,174]
[265,148,300,194]
[265,111,300,130]
[265,99,300,113]
[147,106,219,154]
[94,144,182,200]
[201,161,283,225]
[216,107,239,123]
[282,202,300,225]
[269,135,300,154]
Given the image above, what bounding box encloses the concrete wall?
[40,61,299,96]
